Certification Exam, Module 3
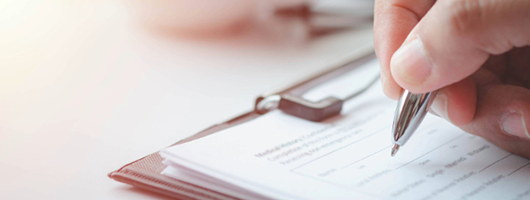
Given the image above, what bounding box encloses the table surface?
[0,0,374,199]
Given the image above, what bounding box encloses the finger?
[460,83,530,158]
[434,56,506,126]
[373,0,435,99]
[431,76,477,126]
[390,0,530,93]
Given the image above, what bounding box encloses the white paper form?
[161,81,530,200]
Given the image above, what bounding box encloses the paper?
[161,75,530,200]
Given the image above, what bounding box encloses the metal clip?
[255,52,379,121]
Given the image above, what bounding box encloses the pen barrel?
[391,90,438,146]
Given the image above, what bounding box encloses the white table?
[0,0,373,199]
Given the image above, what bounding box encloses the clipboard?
[108,46,378,199]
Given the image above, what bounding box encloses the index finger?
[373,0,435,99]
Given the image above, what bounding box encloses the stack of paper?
[160,62,530,199]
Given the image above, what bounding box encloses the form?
[161,82,530,200]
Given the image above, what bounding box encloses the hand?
[374,0,530,157]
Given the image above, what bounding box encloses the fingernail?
[501,111,530,139]
[391,37,433,85]
[430,93,450,122]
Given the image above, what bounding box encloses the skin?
[374,0,530,157]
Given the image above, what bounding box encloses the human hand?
[374,0,530,157]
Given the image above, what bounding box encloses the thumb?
[390,0,530,93]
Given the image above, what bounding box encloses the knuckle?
[489,86,530,112]
[444,0,484,37]
[507,98,530,112]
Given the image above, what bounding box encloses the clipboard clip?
[255,52,379,122]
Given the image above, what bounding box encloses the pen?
[390,90,438,156]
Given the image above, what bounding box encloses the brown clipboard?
[108,47,376,200]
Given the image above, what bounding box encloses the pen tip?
[391,144,400,157]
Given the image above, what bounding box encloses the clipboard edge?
[108,111,261,200]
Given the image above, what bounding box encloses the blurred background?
[0,0,374,199]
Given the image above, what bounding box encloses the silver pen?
[391,90,438,156]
